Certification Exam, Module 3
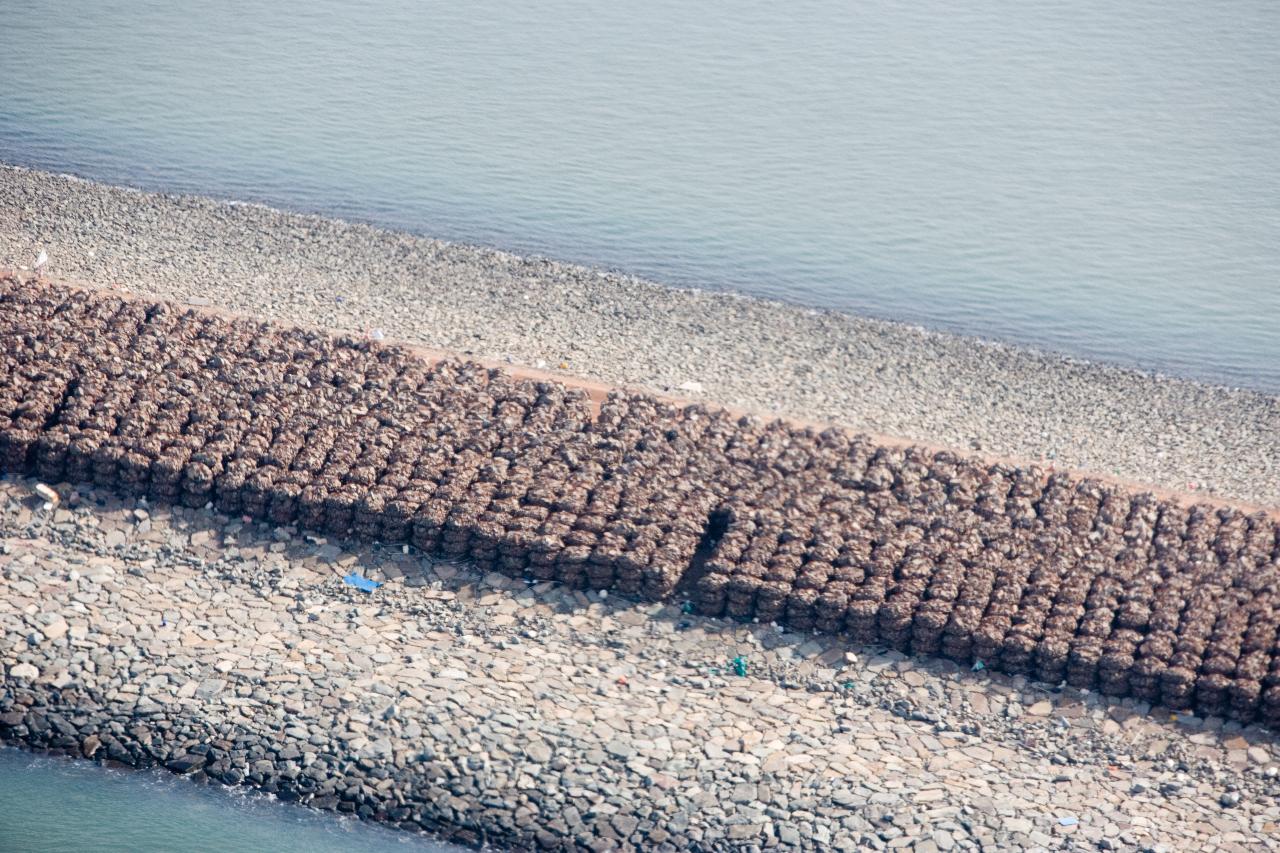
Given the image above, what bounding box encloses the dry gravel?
[0,163,1276,510]
[3,478,1278,851]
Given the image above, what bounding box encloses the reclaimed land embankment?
[2,164,1278,510]
[2,276,1279,724]
[0,280,1278,849]
[0,169,1274,845]
[1,474,1276,851]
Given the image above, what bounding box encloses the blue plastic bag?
[342,572,382,592]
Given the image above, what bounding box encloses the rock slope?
[1,479,1277,850]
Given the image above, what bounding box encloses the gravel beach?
[1,165,1276,509]
[3,477,1279,851]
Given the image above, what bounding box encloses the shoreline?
[2,167,1280,850]
[2,477,1277,850]
[11,164,1271,398]
[0,280,1277,848]
[2,164,1278,509]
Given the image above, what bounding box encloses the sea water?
[0,747,460,853]
[1,0,1277,388]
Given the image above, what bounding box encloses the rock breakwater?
[1,277,1278,726]
[2,479,1278,850]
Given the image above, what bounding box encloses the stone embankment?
[2,277,1279,727]
[2,479,1278,850]
[6,163,1279,511]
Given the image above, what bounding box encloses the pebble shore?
[1,165,1278,508]
[2,477,1279,851]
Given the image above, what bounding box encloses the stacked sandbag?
[2,277,1279,724]
[691,432,1280,725]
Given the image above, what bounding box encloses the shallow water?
[0,747,459,852]
[1,0,1277,389]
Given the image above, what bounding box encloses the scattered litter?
[34,248,48,278]
[598,589,608,600]
[677,380,705,394]
[680,601,694,614]
[33,483,60,509]
[186,296,211,307]
[1058,816,1078,827]
[557,361,568,370]
[342,572,382,593]
[731,656,748,677]
[365,327,385,342]
[971,660,985,672]
[616,676,628,686]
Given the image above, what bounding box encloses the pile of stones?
[2,276,1278,724]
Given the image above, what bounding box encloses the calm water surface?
[0,0,1277,388]
[0,748,459,853]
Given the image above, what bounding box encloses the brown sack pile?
[2,277,1277,723]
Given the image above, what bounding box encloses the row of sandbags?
[1,277,1277,722]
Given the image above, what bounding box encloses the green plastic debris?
[731,656,748,677]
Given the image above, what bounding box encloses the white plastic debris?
[34,483,60,509]
[677,380,705,394]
